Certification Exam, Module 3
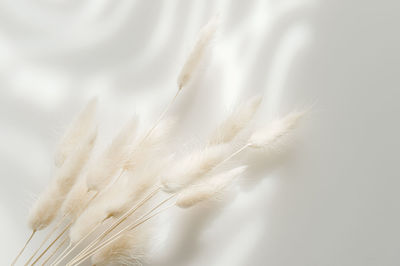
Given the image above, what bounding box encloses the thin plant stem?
[72,187,160,261]
[52,183,112,266]
[103,169,124,192]
[50,242,71,266]
[69,144,249,265]
[69,196,175,266]
[143,89,180,140]
[24,216,67,265]
[220,143,250,166]
[68,187,160,265]
[11,229,36,266]
[66,88,179,265]
[54,141,158,265]
[69,87,179,264]
[36,222,71,266]
[71,203,175,266]
[65,175,157,263]
[52,127,128,266]
[41,238,68,266]
[30,223,72,265]
[52,219,102,266]
[50,192,100,266]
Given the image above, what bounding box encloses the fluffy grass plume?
[176,166,247,208]
[91,210,152,266]
[28,128,97,231]
[68,178,125,244]
[249,110,305,150]
[105,164,164,220]
[87,116,138,192]
[123,118,175,171]
[69,149,165,244]
[161,143,231,193]
[177,16,219,89]
[61,176,95,221]
[208,96,262,145]
[55,98,98,168]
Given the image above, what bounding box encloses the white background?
[1,0,400,265]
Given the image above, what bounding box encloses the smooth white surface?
[1,0,400,265]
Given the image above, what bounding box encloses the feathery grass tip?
[177,16,219,90]
[176,166,247,208]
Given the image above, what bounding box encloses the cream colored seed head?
[29,128,97,231]
[249,110,304,149]
[208,95,262,145]
[55,98,98,168]
[177,16,219,90]
[176,166,247,208]
[161,143,231,193]
[86,116,138,192]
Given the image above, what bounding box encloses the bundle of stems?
[12,16,306,266]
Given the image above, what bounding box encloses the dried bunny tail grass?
[55,98,98,167]
[105,161,166,220]
[71,120,176,253]
[161,143,231,193]
[68,181,130,244]
[177,15,219,89]
[249,110,305,149]
[28,183,61,231]
[28,128,97,231]
[86,116,138,192]
[123,118,175,171]
[61,176,95,221]
[69,195,108,244]
[69,174,133,244]
[69,162,161,244]
[127,159,168,199]
[208,95,262,145]
[55,128,97,189]
[176,166,247,208]
[91,214,152,266]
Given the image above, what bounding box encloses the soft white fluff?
[208,96,262,145]
[69,177,128,244]
[28,182,61,231]
[108,161,166,219]
[123,118,175,171]
[176,166,246,208]
[61,176,95,221]
[91,217,151,266]
[70,148,167,243]
[70,120,173,244]
[249,110,304,149]
[86,117,138,192]
[161,144,231,193]
[69,197,106,244]
[177,16,219,89]
[28,129,97,231]
[55,98,97,168]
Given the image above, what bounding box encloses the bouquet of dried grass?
[12,16,305,266]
